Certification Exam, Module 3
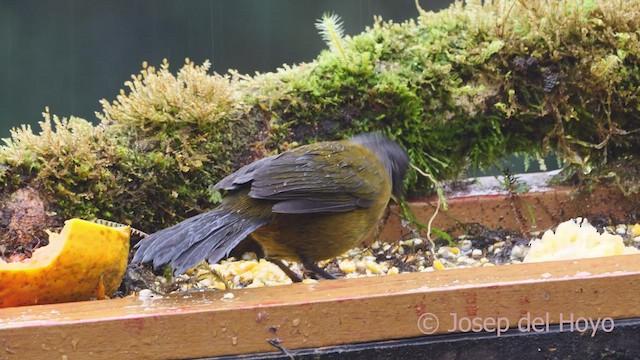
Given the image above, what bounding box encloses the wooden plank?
[376,186,635,243]
[1,253,639,359]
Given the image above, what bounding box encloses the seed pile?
[124,220,640,295]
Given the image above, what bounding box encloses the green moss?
[246,0,640,194]
[2,0,640,230]
[0,61,256,228]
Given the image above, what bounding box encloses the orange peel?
[0,218,130,308]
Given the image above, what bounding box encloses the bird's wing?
[215,143,380,214]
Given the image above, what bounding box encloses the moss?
[0,61,256,228]
[1,0,640,231]
[1,111,118,219]
[91,60,259,227]
[245,0,640,194]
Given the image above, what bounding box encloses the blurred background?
[0,0,452,140]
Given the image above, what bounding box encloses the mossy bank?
[1,0,639,233]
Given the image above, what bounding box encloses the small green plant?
[499,167,537,232]
[315,13,350,67]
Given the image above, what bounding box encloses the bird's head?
[350,133,410,202]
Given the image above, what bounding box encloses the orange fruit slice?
[0,219,130,308]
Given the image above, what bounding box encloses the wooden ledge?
[1,254,639,359]
[378,176,637,243]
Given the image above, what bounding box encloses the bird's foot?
[267,257,304,282]
[267,256,336,282]
[301,256,336,280]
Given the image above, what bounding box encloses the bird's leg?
[300,256,336,280]
[266,256,336,281]
[266,257,303,283]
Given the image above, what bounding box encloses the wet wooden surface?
[1,254,639,359]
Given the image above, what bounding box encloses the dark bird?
[132,133,409,280]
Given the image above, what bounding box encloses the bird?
[132,132,410,280]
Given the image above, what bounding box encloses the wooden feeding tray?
[1,172,639,359]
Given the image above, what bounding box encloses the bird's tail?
[132,208,270,274]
